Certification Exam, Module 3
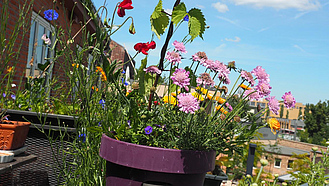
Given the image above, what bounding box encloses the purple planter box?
[99,134,216,186]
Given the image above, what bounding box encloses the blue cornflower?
[99,99,105,108]
[183,14,189,22]
[78,133,86,142]
[11,94,16,100]
[127,120,131,128]
[2,93,6,97]
[144,126,153,135]
[98,122,101,127]
[122,70,126,74]
[121,78,129,86]
[44,9,59,21]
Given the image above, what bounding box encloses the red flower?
[117,0,133,17]
[153,101,160,105]
[134,41,156,55]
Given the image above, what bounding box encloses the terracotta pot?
[99,134,216,186]
[0,120,31,150]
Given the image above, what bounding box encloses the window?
[287,160,293,169]
[26,12,55,78]
[250,101,255,106]
[274,158,281,168]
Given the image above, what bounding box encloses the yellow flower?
[196,86,208,94]
[171,91,180,97]
[239,84,251,90]
[215,96,226,104]
[268,118,280,134]
[7,66,13,73]
[163,96,177,105]
[192,92,205,101]
[216,106,228,115]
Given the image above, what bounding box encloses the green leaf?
[87,126,103,133]
[188,8,206,41]
[150,0,169,39]
[137,57,148,96]
[172,3,187,26]
[37,61,50,71]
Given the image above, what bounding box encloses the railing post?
[246,143,257,176]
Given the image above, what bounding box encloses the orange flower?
[7,66,13,73]
[163,96,177,105]
[215,96,226,104]
[96,66,107,81]
[239,84,251,90]
[216,106,228,115]
[72,63,79,68]
[268,118,280,134]
[92,86,99,91]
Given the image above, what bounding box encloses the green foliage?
[150,0,169,39]
[289,146,329,186]
[304,100,329,145]
[171,3,187,25]
[188,8,206,40]
[280,104,284,118]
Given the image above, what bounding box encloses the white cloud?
[225,36,241,42]
[217,16,251,31]
[293,44,306,53]
[196,4,205,9]
[258,27,270,32]
[230,0,321,11]
[212,2,229,13]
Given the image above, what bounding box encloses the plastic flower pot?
[99,134,216,186]
[0,120,31,150]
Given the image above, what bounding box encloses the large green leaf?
[150,0,169,39]
[171,3,187,26]
[37,61,50,71]
[188,8,206,41]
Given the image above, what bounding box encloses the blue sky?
[92,0,329,105]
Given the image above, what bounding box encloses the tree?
[286,110,289,119]
[279,104,284,118]
[304,100,329,145]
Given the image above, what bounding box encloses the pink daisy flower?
[282,91,296,109]
[251,66,270,83]
[173,40,187,54]
[196,73,215,87]
[171,68,190,91]
[165,51,181,65]
[266,96,280,115]
[177,93,200,114]
[225,102,233,112]
[192,51,208,63]
[255,80,272,97]
[144,66,162,75]
[241,70,255,87]
[244,88,261,101]
[217,64,230,85]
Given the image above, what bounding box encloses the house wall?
[1,0,128,96]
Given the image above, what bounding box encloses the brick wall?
[1,0,128,97]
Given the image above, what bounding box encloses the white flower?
[11,84,16,87]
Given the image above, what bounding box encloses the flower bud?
[150,86,156,92]
[104,18,109,27]
[234,115,241,122]
[260,159,269,166]
[282,182,287,186]
[220,114,226,120]
[326,141,329,145]
[132,81,139,89]
[312,146,318,152]
[199,107,205,112]
[251,183,258,186]
[274,174,279,178]
[261,181,265,184]
[324,180,329,184]
[129,21,136,35]
[246,174,251,178]
[141,115,147,119]
[228,61,236,70]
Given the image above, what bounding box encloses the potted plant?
[0,112,31,150]
[88,0,298,185]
